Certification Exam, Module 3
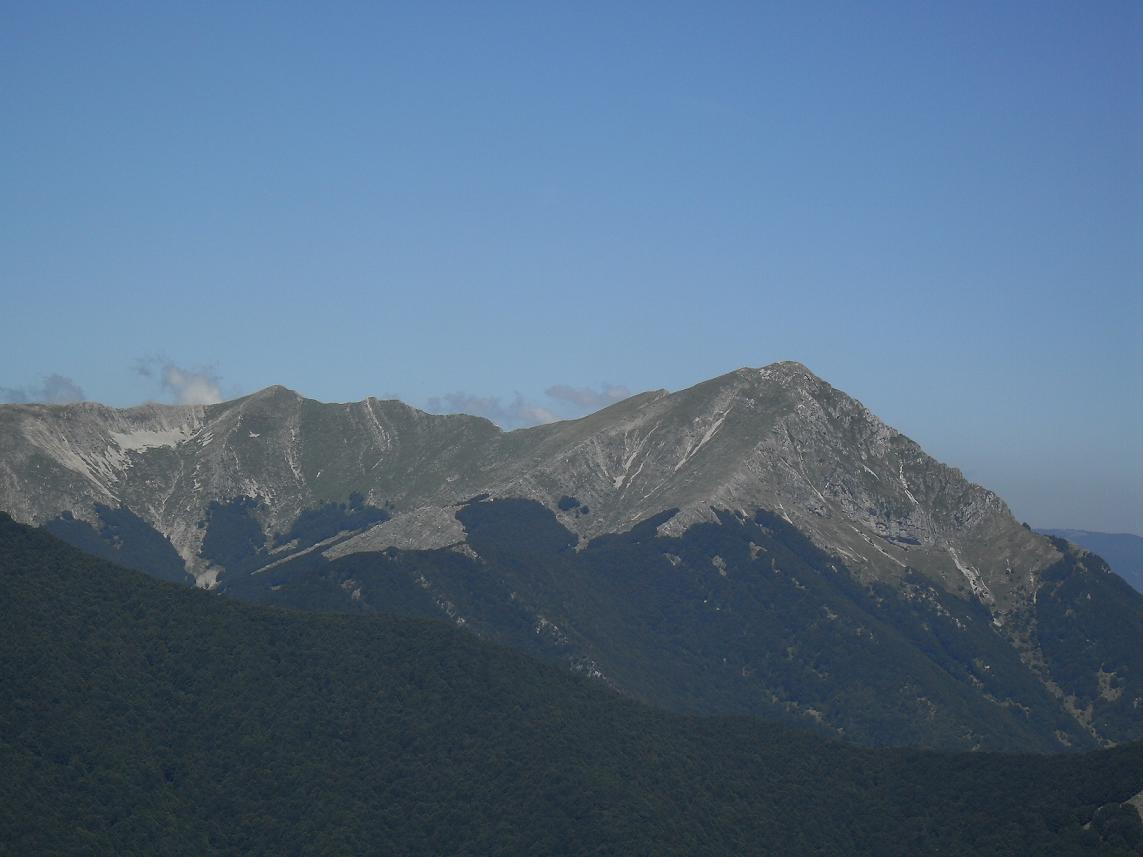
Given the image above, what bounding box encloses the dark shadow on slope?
[44,505,188,584]
[223,499,1113,752]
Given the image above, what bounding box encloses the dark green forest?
[3,513,1142,856]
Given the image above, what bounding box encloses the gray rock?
[0,362,1057,613]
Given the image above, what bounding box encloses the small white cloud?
[425,381,632,428]
[135,357,224,405]
[0,373,86,404]
[545,383,631,411]
[512,400,560,426]
[163,365,223,405]
[425,392,557,429]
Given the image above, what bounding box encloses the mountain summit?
[1,363,1139,750]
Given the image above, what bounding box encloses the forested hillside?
[3,514,1142,857]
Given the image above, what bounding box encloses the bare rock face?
[0,388,499,582]
[0,362,1057,612]
[0,399,207,534]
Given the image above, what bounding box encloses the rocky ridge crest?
[0,362,1057,615]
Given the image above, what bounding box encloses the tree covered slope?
[3,514,1142,856]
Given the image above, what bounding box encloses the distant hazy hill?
[3,515,1142,857]
[2,362,1141,751]
[1038,529,1143,594]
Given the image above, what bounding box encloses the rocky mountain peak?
[480,361,1056,615]
[244,384,303,402]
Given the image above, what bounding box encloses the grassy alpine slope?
[2,514,1142,857]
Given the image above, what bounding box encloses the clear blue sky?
[2,2,1141,534]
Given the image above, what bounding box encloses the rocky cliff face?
[0,387,496,581]
[0,362,1056,612]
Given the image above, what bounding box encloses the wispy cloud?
[424,381,631,429]
[545,383,631,411]
[134,358,225,405]
[425,392,558,429]
[0,373,86,404]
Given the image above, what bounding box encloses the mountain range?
[1,361,1140,752]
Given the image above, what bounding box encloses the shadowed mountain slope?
[225,498,1143,751]
[1038,529,1143,594]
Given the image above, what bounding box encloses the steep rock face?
[0,388,499,580]
[0,399,206,532]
